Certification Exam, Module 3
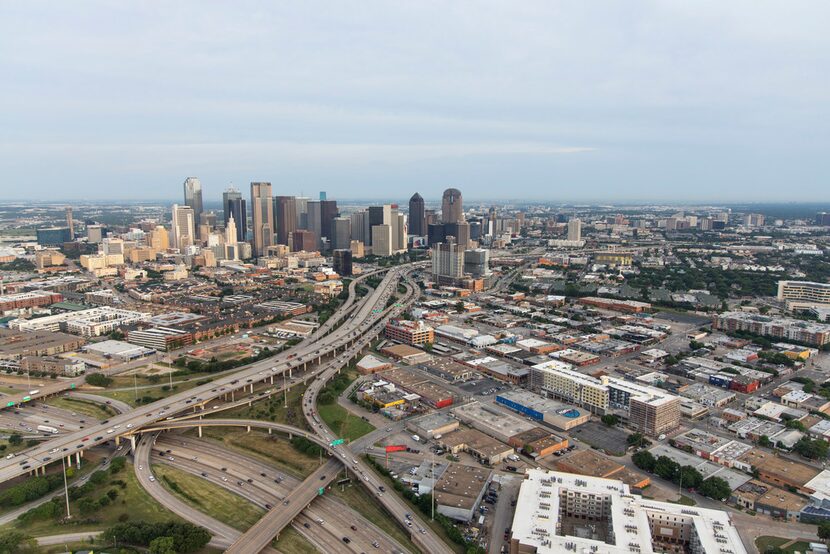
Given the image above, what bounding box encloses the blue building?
[36,227,71,246]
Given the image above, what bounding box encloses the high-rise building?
[371,224,393,257]
[87,224,104,243]
[319,191,327,201]
[441,188,463,224]
[431,236,463,283]
[444,221,470,248]
[463,249,490,278]
[292,229,317,252]
[408,193,426,236]
[148,226,169,251]
[171,204,195,251]
[393,211,407,251]
[273,196,297,246]
[350,211,370,244]
[319,200,339,248]
[250,182,274,257]
[222,188,247,242]
[567,218,582,241]
[427,223,446,246]
[295,197,310,229]
[183,177,204,236]
[307,200,322,249]
[332,217,351,250]
[816,212,830,226]
[743,213,765,227]
[65,207,75,240]
[333,249,353,277]
[367,205,392,246]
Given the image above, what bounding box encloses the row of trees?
[102,521,210,553]
[632,451,731,500]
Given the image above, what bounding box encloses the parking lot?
[458,377,508,396]
[568,421,630,456]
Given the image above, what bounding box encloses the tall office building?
[392,210,407,251]
[320,200,338,247]
[250,182,274,257]
[371,224,393,257]
[567,218,582,241]
[816,212,830,226]
[368,205,391,246]
[295,197,310,229]
[444,221,470,248]
[307,201,322,249]
[87,224,104,243]
[65,207,75,240]
[183,177,204,236]
[441,188,463,224]
[350,211,370,245]
[273,196,297,246]
[463,249,490,278]
[431,236,463,283]
[408,193,426,236]
[333,249,353,276]
[171,204,196,251]
[332,217,351,250]
[222,188,247,242]
[319,191,327,201]
[293,229,317,252]
[149,225,169,251]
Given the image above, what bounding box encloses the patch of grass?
[755,536,811,554]
[152,464,264,531]
[9,461,179,537]
[317,403,374,442]
[96,378,203,407]
[218,381,310,431]
[670,495,696,506]
[331,483,417,553]
[273,526,319,554]
[197,428,320,479]
[46,397,116,420]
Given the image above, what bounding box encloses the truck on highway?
[37,425,59,434]
[29,389,40,395]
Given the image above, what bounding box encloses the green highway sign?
[318,487,324,495]
[6,401,14,407]
[330,438,345,446]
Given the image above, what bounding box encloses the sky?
[1,1,828,203]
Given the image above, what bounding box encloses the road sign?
[318,487,325,495]
[5,401,14,407]
[330,438,345,446]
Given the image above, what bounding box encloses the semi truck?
[37,425,59,435]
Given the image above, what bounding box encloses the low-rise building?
[384,319,434,345]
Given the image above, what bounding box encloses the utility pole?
[133,373,138,401]
[431,449,435,521]
[61,456,71,519]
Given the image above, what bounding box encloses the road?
[0,265,412,482]
[153,435,411,553]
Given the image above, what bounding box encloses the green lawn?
[273,526,319,554]
[196,428,321,479]
[8,461,179,537]
[317,402,374,442]
[217,380,311,431]
[46,397,117,419]
[153,464,264,531]
[756,536,812,554]
[670,495,696,506]
[96,378,203,407]
[332,482,418,553]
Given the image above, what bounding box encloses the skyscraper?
[320,200,338,248]
[431,236,463,284]
[250,182,274,257]
[567,218,582,241]
[408,193,425,236]
[368,205,391,246]
[350,211,369,244]
[441,188,463,224]
[295,197,310,229]
[273,196,297,246]
[183,177,204,235]
[292,229,316,252]
[332,217,351,250]
[171,204,195,251]
[333,249,352,276]
[223,187,247,242]
[307,200,322,249]
[65,207,75,240]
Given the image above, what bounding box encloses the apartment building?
[384,318,434,345]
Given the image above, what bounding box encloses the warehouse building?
[495,389,590,431]
[0,328,85,359]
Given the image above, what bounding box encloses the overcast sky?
[1,1,828,202]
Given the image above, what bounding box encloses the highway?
[0,265,409,481]
[152,435,412,553]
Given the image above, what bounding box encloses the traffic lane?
[0,281,394,480]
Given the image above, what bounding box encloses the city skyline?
[2,2,830,202]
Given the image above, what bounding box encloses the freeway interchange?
[0,262,454,553]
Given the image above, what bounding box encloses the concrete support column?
[130,435,136,453]
[270,375,274,385]
[198,426,203,438]
[268,428,272,435]
[115,436,120,446]
[246,425,251,433]
[75,451,81,469]
[250,384,254,393]
[231,391,235,402]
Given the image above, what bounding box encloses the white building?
[510,469,746,554]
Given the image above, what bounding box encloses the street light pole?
[61,456,71,519]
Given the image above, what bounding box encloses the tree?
[632,450,656,472]
[654,456,680,482]
[818,521,830,541]
[86,373,113,387]
[679,466,703,490]
[600,414,619,427]
[627,433,651,448]
[7,434,21,446]
[758,435,773,448]
[699,477,731,501]
[149,536,177,554]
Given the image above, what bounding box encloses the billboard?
[385,445,407,453]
